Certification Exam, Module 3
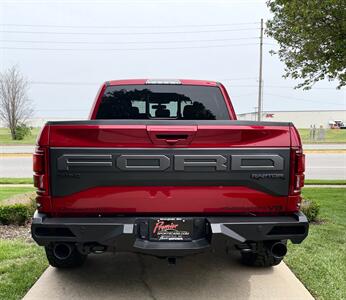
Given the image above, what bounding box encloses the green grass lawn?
[285,188,346,300]
[0,178,33,185]
[0,187,35,202]
[0,186,47,300]
[0,240,48,300]
[0,127,40,145]
[298,128,346,144]
[304,179,346,185]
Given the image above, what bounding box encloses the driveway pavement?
[24,252,313,300]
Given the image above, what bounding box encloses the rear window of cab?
[96,85,230,120]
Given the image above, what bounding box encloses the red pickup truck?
[32,79,308,268]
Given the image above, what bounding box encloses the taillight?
[290,148,305,194]
[296,152,305,173]
[33,147,48,194]
[33,152,45,173]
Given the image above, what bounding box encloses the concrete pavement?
[303,144,346,150]
[304,153,346,179]
[0,145,35,154]
[0,156,32,177]
[23,252,313,300]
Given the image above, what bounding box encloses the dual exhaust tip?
[240,241,287,259]
[270,242,287,258]
[53,243,73,260]
[53,243,106,260]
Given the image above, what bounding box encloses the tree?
[0,66,33,140]
[266,0,346,89]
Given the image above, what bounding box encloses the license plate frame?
[149,218,193,241]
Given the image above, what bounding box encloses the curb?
[0,184,33,187]
[304,149,346,154]
[0,153,32,157]
[304,185,346,188]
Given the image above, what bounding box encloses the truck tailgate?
[45,120,293,215]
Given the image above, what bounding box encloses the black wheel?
[241,241,287,267]
[45,243,87,268]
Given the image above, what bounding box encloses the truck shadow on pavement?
[28,251,277,300]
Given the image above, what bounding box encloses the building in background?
[237,110,346,128]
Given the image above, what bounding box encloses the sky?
[0,0,345,119]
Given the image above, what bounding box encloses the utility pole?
[257,18,264,121]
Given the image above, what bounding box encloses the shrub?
[301,199,320,222]
[14,123,31,140]
[0,201,35,225]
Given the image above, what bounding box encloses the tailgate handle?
[156,134,188,140]
[164,139,179,145]
[147,126,197,145]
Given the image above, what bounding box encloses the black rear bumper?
[31,211,308,257]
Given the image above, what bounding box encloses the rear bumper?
[31,211,308,257]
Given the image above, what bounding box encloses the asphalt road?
[23,252,313,300]
[304,153,346,179]
[1,153,345,179]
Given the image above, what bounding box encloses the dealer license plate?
[149,218,193,241]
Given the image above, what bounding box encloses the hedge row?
[0,201,36,225]
[301,198,320,222]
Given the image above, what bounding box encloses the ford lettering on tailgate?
[50,148,290,197]
[57,153,284,171]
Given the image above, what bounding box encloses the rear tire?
[241,241,286,267]
[45,244,87,268]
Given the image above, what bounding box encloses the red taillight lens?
[296,153,305,173]
[33,153,45,173]
[33,147,48,194]
[33,174,46,190]
[290,148,305,195]
[295,174,305,190]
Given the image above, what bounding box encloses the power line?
[36,109,89,111]
[265,85,342,90]
[0,22,260,29]
[225,84,340,90]
[0,27,259,36]
[26,81,342,90]
[28,78,258,86]
[0,37,259,45]
[220,77,257,81]
[0,43,259,51]
[29,81,99,85]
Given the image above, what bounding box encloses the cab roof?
[106,79,219,86]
